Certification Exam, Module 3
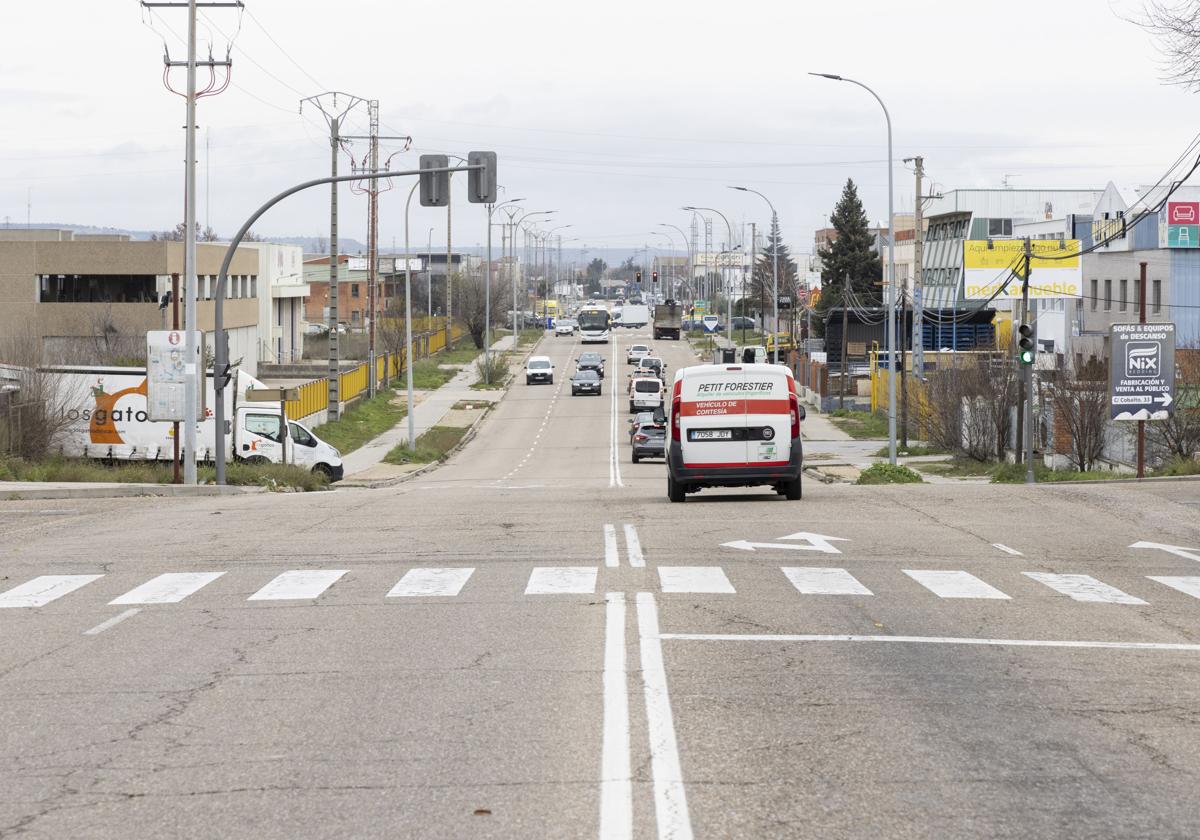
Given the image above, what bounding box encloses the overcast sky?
[0,0,1193,261]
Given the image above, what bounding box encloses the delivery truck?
[43,366,344,480]
[620,303,650,329]
[653,302,682,340]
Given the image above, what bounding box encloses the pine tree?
[749,216,798,318]
[812,178,883,337]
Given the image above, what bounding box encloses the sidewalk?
[338,335,520,484]
[0,482,265,501]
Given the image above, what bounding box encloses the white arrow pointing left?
[1131,541,1200,562]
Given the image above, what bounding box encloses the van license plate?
[690,429,732,441]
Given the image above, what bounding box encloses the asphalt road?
[2,328,1200,839]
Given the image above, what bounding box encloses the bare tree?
[199,226,220,242]
[0,334,76,459]
[453,268,512,349]
[1146,344,1200,462]
[1135,2,1200,90]
[1048,360,1109,471]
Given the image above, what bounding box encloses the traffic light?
[418,154,449,207]
[635,271,642,285]
[1017,322,1035,365]
[467,151,497,204]
[652,270,658,285]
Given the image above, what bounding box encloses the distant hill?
[19,223,366,254]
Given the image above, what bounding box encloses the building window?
[250,276,257,298]
[1153,279,1162,313]
[1131,278,1139,311]
[351,283,360,298]
[1119,278,1128,311]
[1090,278,1098,311]
[987,218,1013,237]
[1104,278,1112,311]
[38,274,158,303]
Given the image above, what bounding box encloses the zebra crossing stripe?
[0,575,103,609]
[1147,576,1200,600]
[525,567,597,595]
[387,568,475,598]
[782,567,873,596]
[249,570,348,601]
[904,570,1011,600]
[110,572,225,605]
[1023,573,1147,605]
[658,567,735,594]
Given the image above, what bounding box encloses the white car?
[555,319,576,337]
[525,356,554,385]
[629,375,664,414]
[627,344,651,364]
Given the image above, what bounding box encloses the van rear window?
[635,380,661,393]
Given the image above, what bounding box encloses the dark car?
[571,369,602,396]
[577,352,606,378]
[730,315,756,330]
[628,410,656,443]
[631,422,666,462]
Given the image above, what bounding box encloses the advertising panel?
[962,239,1082,300]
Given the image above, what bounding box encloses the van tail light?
[671,397,682,442]
[789,393,800,439]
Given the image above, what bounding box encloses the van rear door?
[679,366,791,467]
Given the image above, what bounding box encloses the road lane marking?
[109,572,225,605]
[658,567,734,594]
[249,570,348,601]
[782,567,873,595]
[904,570,1011,600]
[0,574,103,608]
[1148,576,1200,600]
[657,633,1200,652]
[636,592,693,840]
[387,568,476,597]
[599,592,632,840]
[992,543,1023,556]
[526,567,598,594]
[1023,572,1148,605]
[605,524,619,568]
[623,524,644,568]
[1130,540,1200,562]
[608,338,624,489]
[83,608,140,636]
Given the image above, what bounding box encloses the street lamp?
[506,209,555,336]
[658,223,693,301]
[810,71,897,465]
[683,205,737,329]
[485,197,524,382]
[729,186,779,358]
[539,224,572,326]
[426,226,434,320]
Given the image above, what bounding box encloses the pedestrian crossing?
[0,566,1199,610]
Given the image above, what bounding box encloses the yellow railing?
[285,378,329,421]
[340,363,369,404]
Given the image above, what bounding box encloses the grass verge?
[314,387,407,455]
[828,409,889,439]
[382,425,469,465]
[0,456,328,491]
[874,444,949,457]
[857,463,924,485]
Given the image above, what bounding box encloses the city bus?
[577,305,611,344]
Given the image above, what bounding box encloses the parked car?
[571,368,602,396]
[730,316,756,331]
[525,356,554,385]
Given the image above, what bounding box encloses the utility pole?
[745,222,756,346]
[840,274,850,410]
[338,101,410,397]
[899,289,908,448]
[909,155,926,380]
[143,0,235,484]
[1137,260,1148,479]
[301,92,366,420]
[1021,238,1035,484]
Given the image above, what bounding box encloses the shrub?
[856,463,924,485]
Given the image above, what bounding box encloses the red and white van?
[666,363,805,502]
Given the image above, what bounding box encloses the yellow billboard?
[962,240,1082,300]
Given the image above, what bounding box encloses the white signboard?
[146,330,204,422]
[347,257,369,272]
[962,240,1082,300]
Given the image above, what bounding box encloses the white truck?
[43,366,344,480]
[620,303,650,329]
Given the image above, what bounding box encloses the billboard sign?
[962,240,1082,300]
[1162,202,1200,248]
[1109,323,1176,420]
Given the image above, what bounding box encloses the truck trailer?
[652,302,682,340]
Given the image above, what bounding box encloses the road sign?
[246,387,301,402]
[1109,323,1176,420]
[146,330,203,422]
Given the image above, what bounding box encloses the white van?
[666,363,805,502]
[629,375,664,413]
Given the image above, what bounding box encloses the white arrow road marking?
[1130,541,1200,562]
[723,538,842,553]
[778,532,848,553]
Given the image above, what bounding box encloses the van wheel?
[632,452,640,464]
[313,463,334,479]
[667,474,686,503]
[629,401,636,413]
[244,455,269,465]
[780,476,802,500]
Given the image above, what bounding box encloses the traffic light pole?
[1022,238,1035,485]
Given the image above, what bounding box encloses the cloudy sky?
[0,0,1194,261]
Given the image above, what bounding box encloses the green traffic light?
[1019,349,1035,365]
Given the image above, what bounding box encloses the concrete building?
[240,243,308,364]
[0,229,263,374]
[302,256,371,328]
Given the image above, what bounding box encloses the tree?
[585,258,607,294]
[452,268,512,349]
[749,217,798,319]
[1146,344,1200,462]
[151,222,186,241]
[1135,2,1200,90]
[199,226,220,242]
[812,179,883,337]
[1048,360,1109,471]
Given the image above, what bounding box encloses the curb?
[0,483,268,501]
